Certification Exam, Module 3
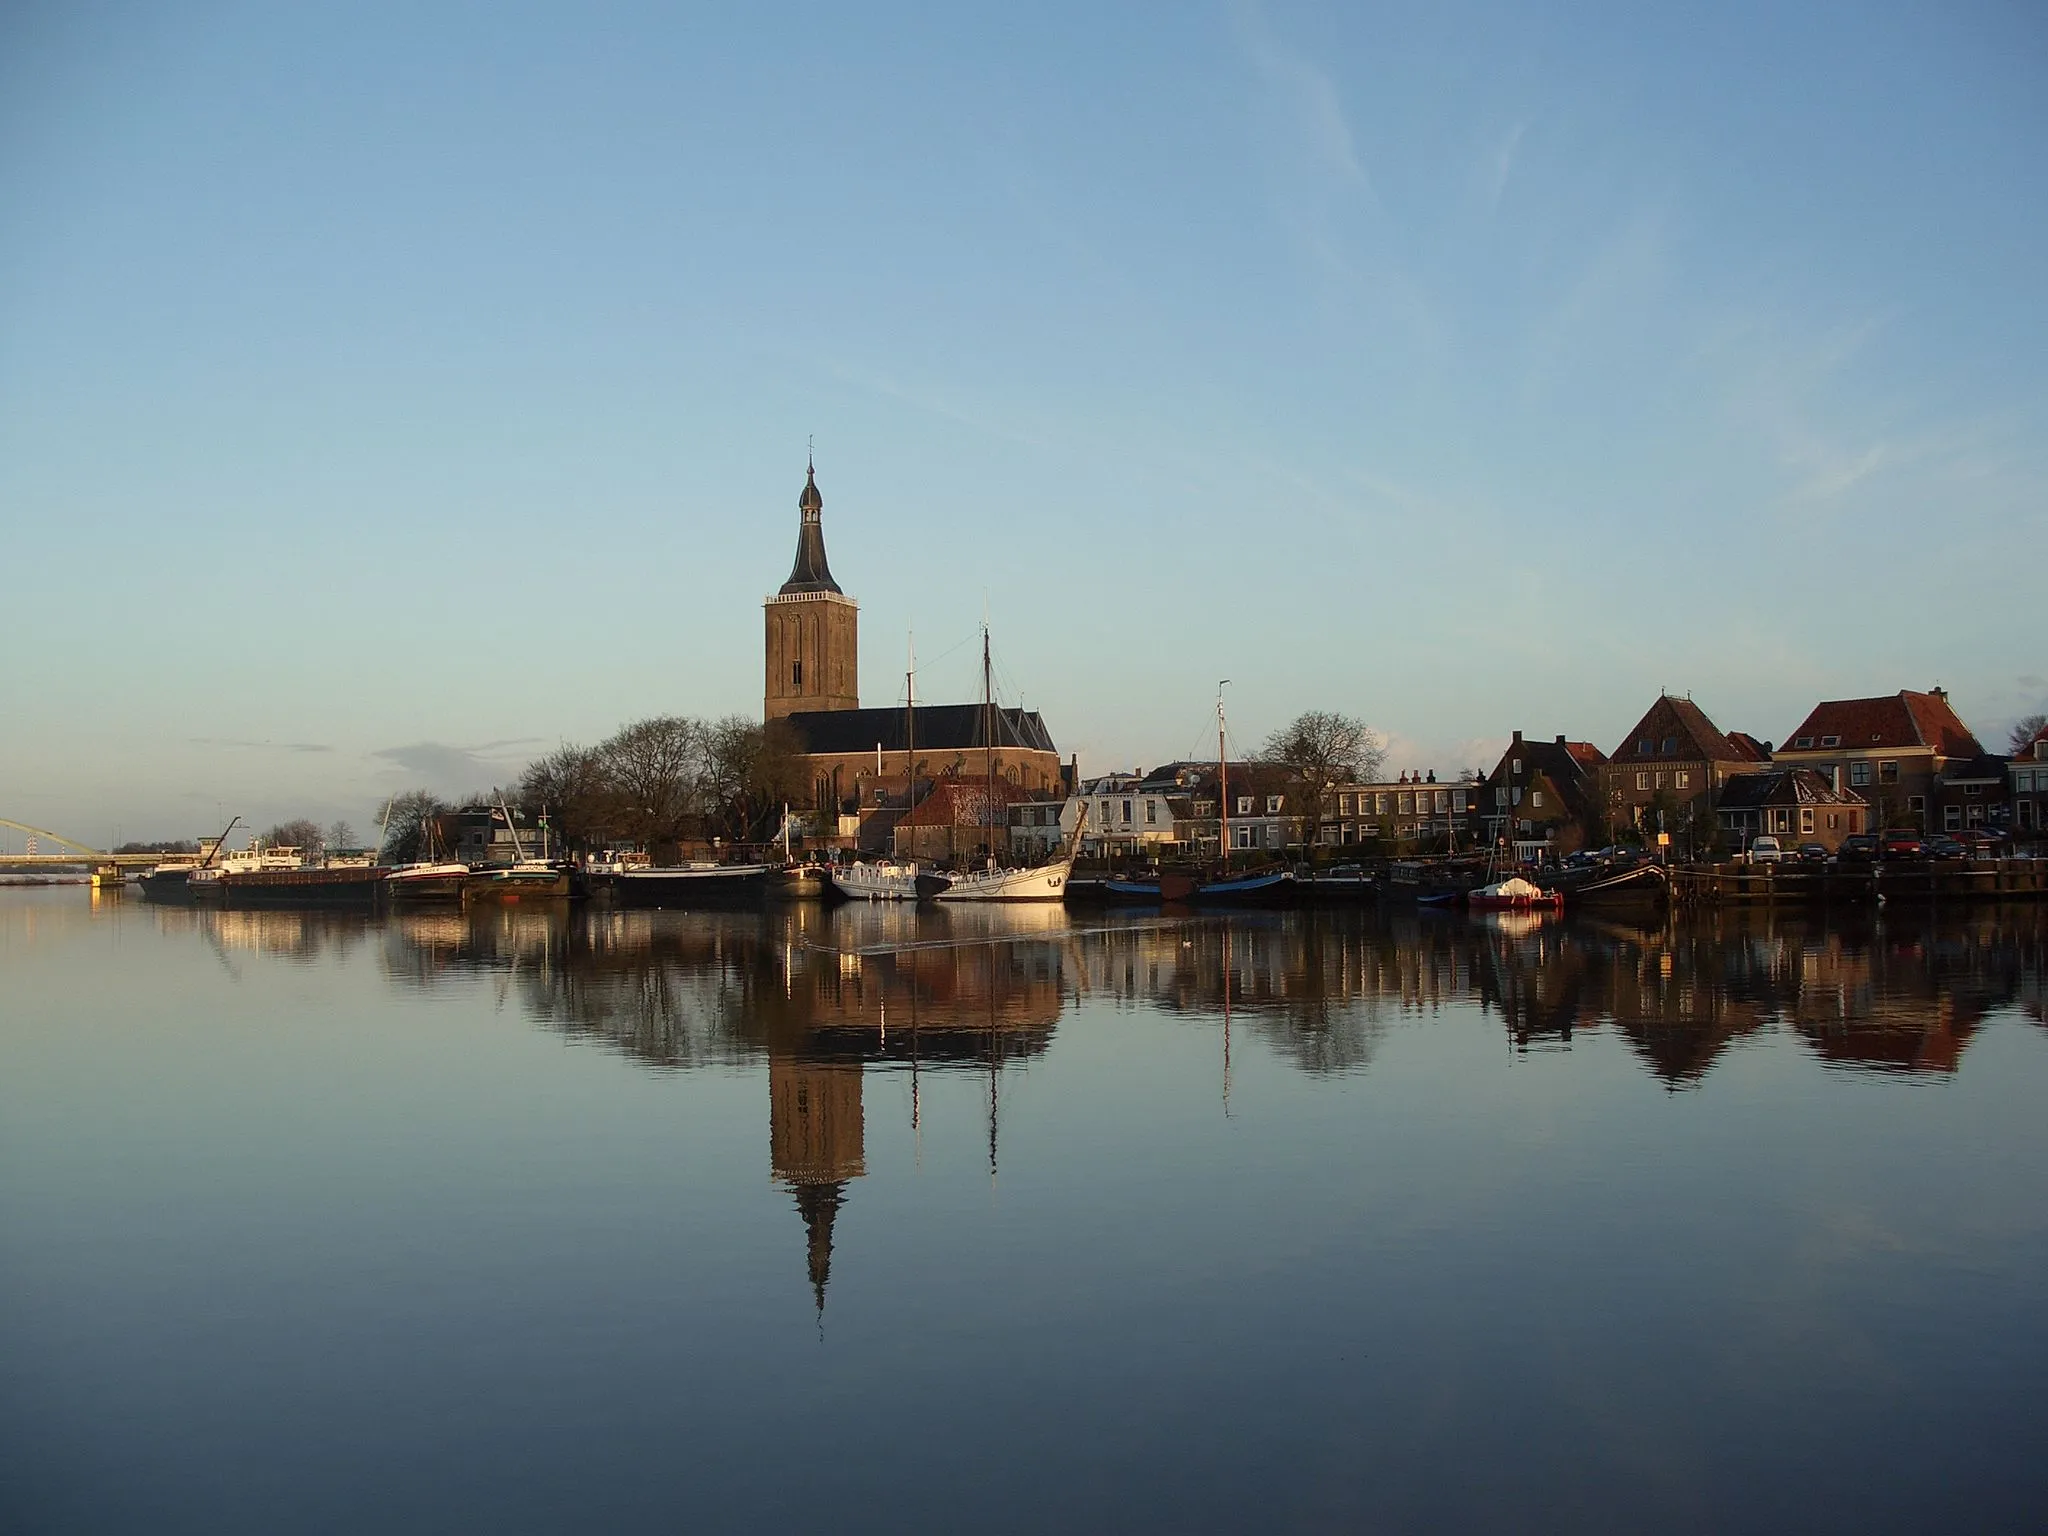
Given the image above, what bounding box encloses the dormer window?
[1821,735,1840,747]
[1661,736,1677,753]
[1236,796,1252,815]
[1266,795,1283,814]
[1793,736,1814,749]
[1637,738,1652,755]
[1512,758,1523,776]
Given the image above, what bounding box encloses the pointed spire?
[793,1180,846,1315]
[781,457,840,594]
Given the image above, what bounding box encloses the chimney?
[1555,735,1567,747]
[1513,730,1523,744]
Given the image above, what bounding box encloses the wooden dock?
[1671,858,2048,906]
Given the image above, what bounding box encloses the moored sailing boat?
[938,630,1078,904]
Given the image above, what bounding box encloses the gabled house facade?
[1772,688,1986,835]
[1715,769,1868,852]
[1596,694,1771,845]
[1322,773,1485,852]
[2010,723,2048,842]
[1482,732,1607,859]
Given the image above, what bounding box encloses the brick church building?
[764,460,1066,815]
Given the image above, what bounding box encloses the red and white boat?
[1466,875,1563,911]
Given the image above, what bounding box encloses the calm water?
[3,890,2045,1533]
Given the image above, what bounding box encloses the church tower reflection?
[768,1049,865,1315]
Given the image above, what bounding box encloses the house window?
[1512,758,1522,776]
[1827,813,1839,830]
[1236,797,1252,816]
[1675,771,1690,790]
[1145,801,1157,825]
[1945,805,1962,831]
[1531,791,1545,808]
[1637,738,1653,755]
[1801,808,1815,835]
[1850,762,1871,787]
[1662,736,1677,753]
[1122,799,1133,823]
[1435,791,1449,813]
[1654,772,1668,789]
[1337,794,1352,815]
[1794,736,1814,749]
[1821,735,1840,747]
[1100,801,1113,825]
[1265,795,1282,814]
[2018,770,2035,793]
[1376,794,1390,815]
[1398,793,1413,815]
[1234,826,1253,849]
[1907,795,1925,815]
[1636,772,1650,791]
[1880,761,1899,786]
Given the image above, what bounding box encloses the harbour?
[4,887,2045,1531]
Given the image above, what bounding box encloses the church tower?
[764,459,860,721]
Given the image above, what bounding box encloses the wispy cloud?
[1486,120,1528,216]
[191,737,331,753]
[824,359,1048,451]
[1232,0,1372,194]
[372,739,545,790]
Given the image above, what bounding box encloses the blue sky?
[3,1,2043,844]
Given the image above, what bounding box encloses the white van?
[1748,836,1783,865]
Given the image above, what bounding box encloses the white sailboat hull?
[935,859,1072,903]
[829,862,950,901]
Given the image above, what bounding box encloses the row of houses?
[879,686,2048,864]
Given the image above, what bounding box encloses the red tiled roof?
[895,774,1028,829]
[1565,741,1607,767]
[1784,690,1983,757]
[1724,731,1772,762]
[1608,695,1742,765]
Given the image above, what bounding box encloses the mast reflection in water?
[5,892,2046,1533]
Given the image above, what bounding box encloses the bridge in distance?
[0,820,168,871]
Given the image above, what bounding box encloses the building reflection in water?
[236,897,2048,1288]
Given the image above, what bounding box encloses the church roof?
[785,703,1059,757]
[779,461,842,596]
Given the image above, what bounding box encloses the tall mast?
[983,624,994,864]
[905,630,917,818]
[1217,681,1232,867]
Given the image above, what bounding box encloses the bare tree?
[2009,714,2047,755]
[518,743,616,851]
[603,716,706,853]
[703,715,808,844]
[326,820,356,852]
[264,818,324,853]
[1260,711,1387,850]
[378,790,449,864]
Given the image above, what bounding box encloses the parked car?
[1926,837,1968,860]
[1795,842,1829,863]
[1957,829,2007,854]
[1879,828,1924,859]
[1838,834,1877,862]
[1748,836,1784,865]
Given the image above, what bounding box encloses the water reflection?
[104,899,2045,1089]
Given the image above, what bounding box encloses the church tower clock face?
[764,457,859,722]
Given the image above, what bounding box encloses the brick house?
[1323,773,1485,852]
[2010,723,2048,843]
[1772,688,1987,835]
[1597,694,1771,846]
[1715,769,1869,852]
[1482,732,1607,859]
